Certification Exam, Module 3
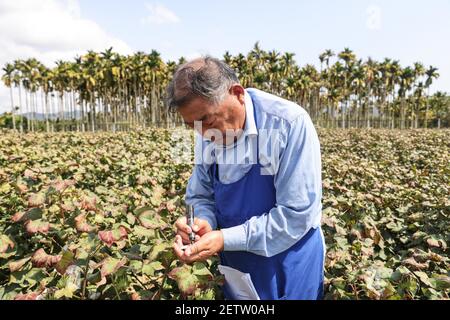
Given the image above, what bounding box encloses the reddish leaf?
[28,193,46,207]
[426,238,440,248]
[14,292,40,300]
[75,214,96,233]
[98,226,128,247]
[14,183,28,194]
[165,201,176,213]
[13,208,42,224]
[11,211,26,223]
[25,219,50,234]
[51,179,76,192]
[31,248,61,268]
[168,264,199,296]
[131,292,141,300]
[61,202,76,212]
[24,169,38,180]
[80,194,98,211]
[402,257,429,271]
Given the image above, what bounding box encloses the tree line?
[1,43,449,132]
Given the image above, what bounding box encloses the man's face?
[178,86,246,145]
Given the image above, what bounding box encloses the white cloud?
[0,0,133,113]
[141,3,180,25]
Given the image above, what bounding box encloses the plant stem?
[81,244,102,300]
[113,284,121,300]
[151,273,167,300]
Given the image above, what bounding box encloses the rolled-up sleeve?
[185,164,218,231]
[221,113,322,257]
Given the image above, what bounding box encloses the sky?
[1,0,449,113]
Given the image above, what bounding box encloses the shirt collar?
[244,89,258,137]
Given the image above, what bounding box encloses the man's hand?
[173,230,224,263]
[174,217,212,244]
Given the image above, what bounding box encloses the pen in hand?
[186,204,196,245]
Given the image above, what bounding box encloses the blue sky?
[78,0,450,71]
[1,0,449,113]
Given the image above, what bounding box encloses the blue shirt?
[186,88,322,257]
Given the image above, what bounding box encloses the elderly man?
[169,56,325,300]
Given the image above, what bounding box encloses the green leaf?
[129,260,143,273]
[87,270,102,285]
[133,226,156,239]
[100,257,127,277]
[431,274,450,290]
[136,208,167,229]
[0,234,15,254]
[24,268,47,287]
[150,186,165,207]
[142,261,164,276]
[56,250,75,274]
[54,282,78,299]
[127,213,136,226]
[414,271,432,287]
[0,183,11,194]
[192,262,213,277]
[148,242,171,261]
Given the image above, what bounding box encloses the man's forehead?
[179,96,213,120]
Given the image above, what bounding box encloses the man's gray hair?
[166,56,239,111]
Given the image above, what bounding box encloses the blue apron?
[211,101,324,300]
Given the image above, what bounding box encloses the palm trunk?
[50,93,54,132]
[425,88,430,129]
[81,99,86,132]
[9,85,16,130]
[44,93,50,133]
[18,84,23,133]
[59,92,64,132]
[25,90,30,132]
[72,91,79,132]
[401,97,406,129]
[90,94,95,132]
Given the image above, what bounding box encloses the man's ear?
[229,84,245,104]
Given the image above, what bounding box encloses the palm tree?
[319,50,335,127]
[362,58,378,128]
[1,45,447,131]
[12,60,25,132]
[338,48,356,128]
[412,62,426,128]
[398,67,414,129]
[1,63,16,130]
[424,66,439,128]
[430,91,448,128]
